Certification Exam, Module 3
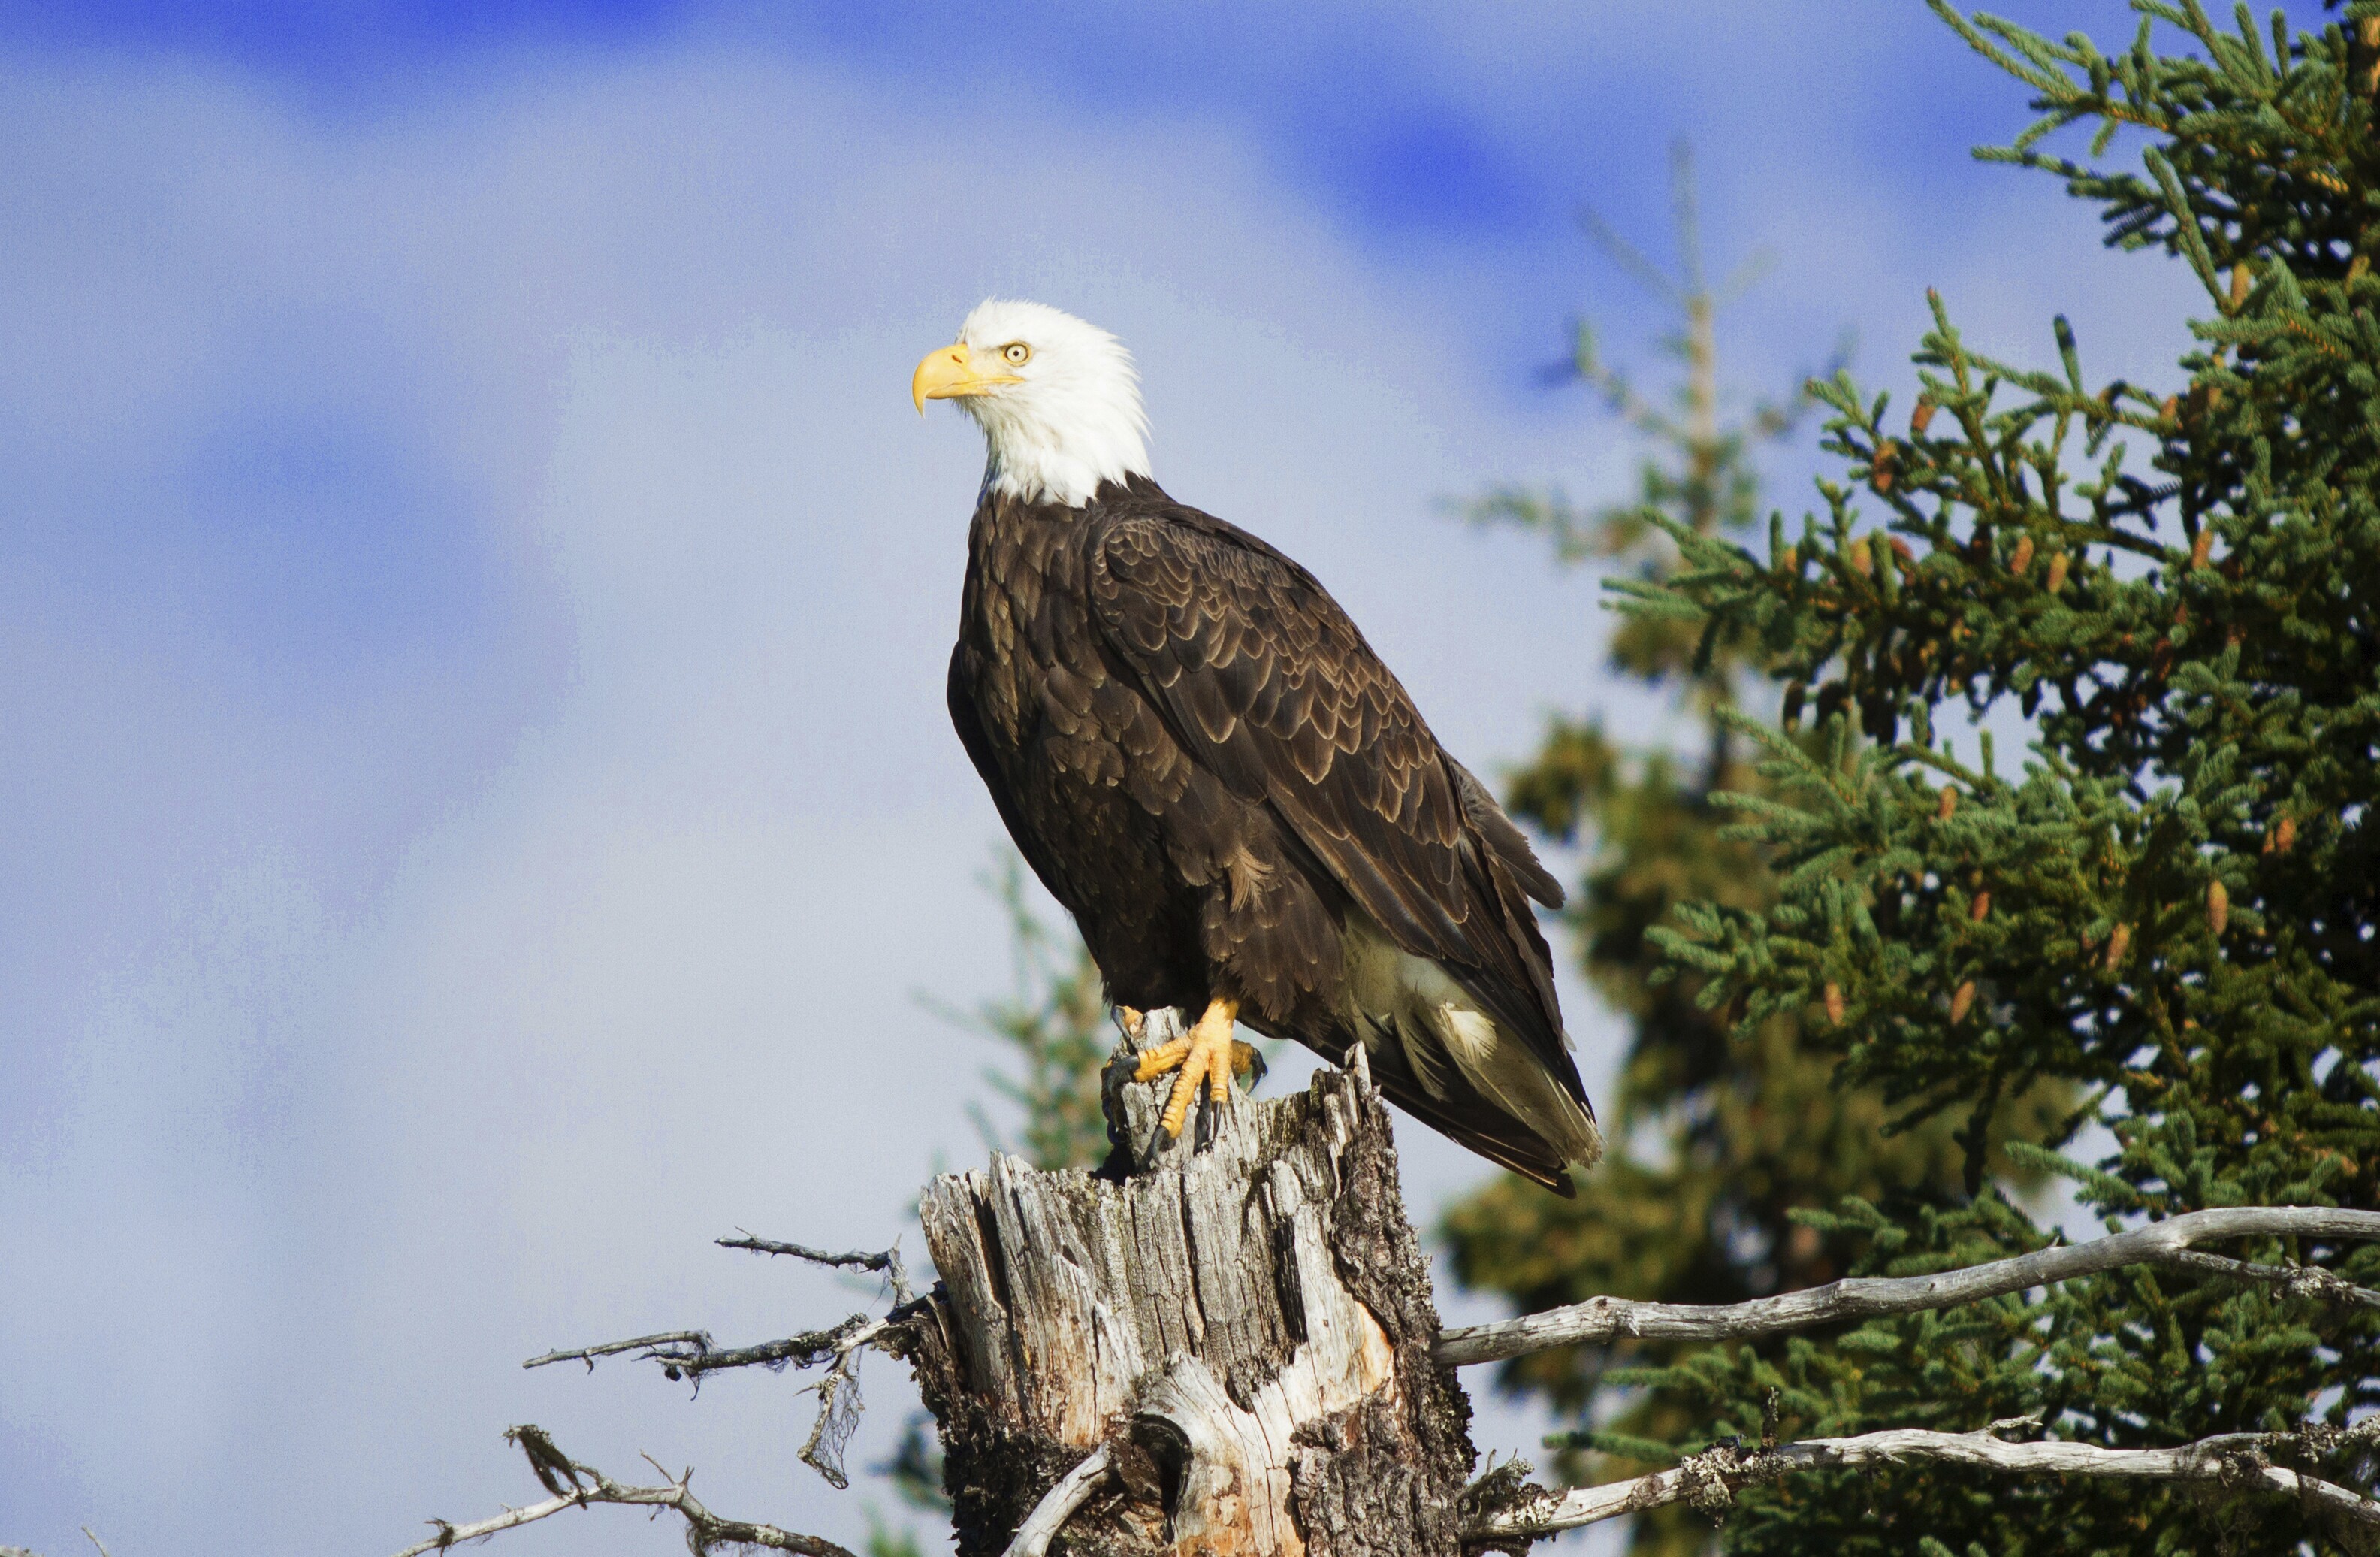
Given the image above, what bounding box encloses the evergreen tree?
[937,852,1119,1175]
[1445,143,2062,1557]
[1549,5,2378,1552]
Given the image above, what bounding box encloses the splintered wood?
[912,1047,1473,1557]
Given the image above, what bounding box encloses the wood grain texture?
[906,1042,1475,1557]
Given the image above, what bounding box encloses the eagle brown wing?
[948,642,1081,912]
[1083,490,1581,1091]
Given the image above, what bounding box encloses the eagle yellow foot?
[1133,997,1258,1138]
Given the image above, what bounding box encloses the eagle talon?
[1194,1087,1220,1152]
[1187,1043,1262,1152]
[1131,997,1246,1138]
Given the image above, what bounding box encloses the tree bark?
[892,1034,1479,1557]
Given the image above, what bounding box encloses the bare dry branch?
[1468,1422,2380,1540]
[524,1314,886,1384]
[515,1229,925,1511]
[657,1317,883,1383]
[719,1234,914,1305]
[1000,1445,1116,1557]
[520,1235,913,1383]
[387,1425,860,1557]
[1438,1205,2380,1366]
[521,1330,712,1372]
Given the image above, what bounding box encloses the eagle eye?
[1001,342,1031,366]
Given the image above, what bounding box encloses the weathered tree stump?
[895,1029,1478,1557]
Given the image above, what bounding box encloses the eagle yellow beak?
[911,342,1019,414]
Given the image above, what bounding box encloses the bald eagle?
[917,300,1601,1193]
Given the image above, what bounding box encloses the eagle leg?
[1133,997,1254,1138]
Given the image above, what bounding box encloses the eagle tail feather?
[1354,1019,1593,1196]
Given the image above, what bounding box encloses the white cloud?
[0,38,1623,1556]
[0,11,2220,1555]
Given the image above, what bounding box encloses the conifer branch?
[1436,1205,2380,1365]
[1467,1422,2380,1539]
[386,1425,858,1557]
[1457,3,2380,1548]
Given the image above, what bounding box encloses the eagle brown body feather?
[947,474,1599,1190]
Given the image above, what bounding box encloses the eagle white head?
[912,299,1152,508]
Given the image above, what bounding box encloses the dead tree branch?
[517,1235,920,1499]
[518,1313,905,1496]
[718,1234,914,1305]
[523,1235,917,1389]
[526,1313,891,1383]
[1467,1420,2380,1540]
[1437,1205,2380,1366]
[521,1330,715,1372]
[386,1425,860,1557]
[998,1445,1116,1557]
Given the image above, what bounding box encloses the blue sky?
[0,3,2270,1554]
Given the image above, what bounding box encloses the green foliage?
[877,1408,952,1526]
[934,852,1118,1172]
[1446,142,2072,1557]
[864,1507,929,1557]
[1459,143,1838,711]
[1585,5,2380,1551]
